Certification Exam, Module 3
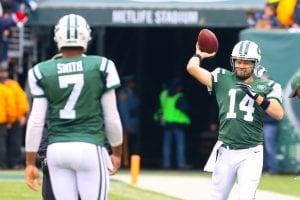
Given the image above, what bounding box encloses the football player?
[186,40,284,199]
[25,14,123,200]
[289,74,300,98]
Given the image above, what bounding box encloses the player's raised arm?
[186,43,216,89]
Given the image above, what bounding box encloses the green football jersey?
[211,68,282,149]
[28,55,120,145]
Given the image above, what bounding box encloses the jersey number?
[58,74,84,119]
[226,89,255,122]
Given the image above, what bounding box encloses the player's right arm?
[25,67,47,191]
[186,43,216,89]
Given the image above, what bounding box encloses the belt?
[221,144,243,150]
[221,144,261,150]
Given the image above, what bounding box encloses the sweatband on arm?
[260,98,271,110]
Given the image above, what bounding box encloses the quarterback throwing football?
[186,40,284,199]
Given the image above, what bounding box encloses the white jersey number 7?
[58,74,84,119]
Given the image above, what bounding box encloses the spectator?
[0,63,29,169]
[0,15,15,65]
[0,64,16,169]
[117,75,141,167]
[255,3,280,29]
[246,9,257,28]
[293,1,300,27]
[0,28,12,66]
[0,9,28,68]
[1,0,38,12]
[155,78,191,169]
[266,0,280,7]
[276,0,298,28]
[263,114,279,174]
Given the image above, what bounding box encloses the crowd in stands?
[247,0,300,30]
[0,0,37,169]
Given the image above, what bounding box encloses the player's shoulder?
[28,59,55,78]
[212,67,232,76]
[39,58,55,65]
[255,78,281,88]
[211,67,234,82]
[253,78,282,97]
[84,55,112,63]
[84,55,115,70]
[36,58,57,70]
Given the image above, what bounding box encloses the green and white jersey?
[28,55,120,145]
[211,68,282,149]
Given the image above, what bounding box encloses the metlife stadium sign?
[112,10,198,25]
[29,0,264,27]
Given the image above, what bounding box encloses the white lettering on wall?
[112,10,199,25]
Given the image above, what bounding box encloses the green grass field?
[259,174,300,197]
[0,170,299,200]
[0,170,178,200]
[0,180,179,200]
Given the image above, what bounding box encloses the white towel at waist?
[203,140,223,172]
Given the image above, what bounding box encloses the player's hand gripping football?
[236,82,259,100]
[196,43,216,59]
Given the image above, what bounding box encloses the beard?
[235,68,253,80]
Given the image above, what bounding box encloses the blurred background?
[1,0,300,173]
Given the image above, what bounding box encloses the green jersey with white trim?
[29,55,120,145]
[211,68,282,149]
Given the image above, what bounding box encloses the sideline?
[112,171,300,200]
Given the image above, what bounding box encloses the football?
[197,29,218,54]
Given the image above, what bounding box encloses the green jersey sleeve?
[99,57,121,91]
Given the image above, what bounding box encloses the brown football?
[197,29,218,54]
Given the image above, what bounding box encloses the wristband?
[253,93,259,100]
[260,98,270,110]
[192,54,201,61]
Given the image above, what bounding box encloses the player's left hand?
[25,165,41,191]
[236,82,259,100]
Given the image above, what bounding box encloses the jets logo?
[257,85,266,90]
[257,47,261,56]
